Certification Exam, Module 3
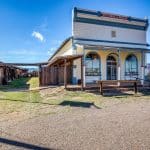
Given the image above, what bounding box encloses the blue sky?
[0,0,150,63]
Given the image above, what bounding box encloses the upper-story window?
[111,30,116,38]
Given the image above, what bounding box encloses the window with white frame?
[125,54,138,76]
[85,53,101,76]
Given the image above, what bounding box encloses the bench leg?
[100,82,103,95]
[134,82,137,94]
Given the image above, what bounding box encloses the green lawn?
[41,89,150,109]
[0,77,150,119]
[27,77,39,89]
[0,77,39,90]
[0,77,42,114]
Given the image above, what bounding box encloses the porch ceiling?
[47,54,83,67]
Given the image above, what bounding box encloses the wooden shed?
[0,62,26,85]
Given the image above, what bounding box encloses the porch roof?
[74,38,149,50]
[76,43,150,53]
[47,54,83,67]
[0,62,48,67]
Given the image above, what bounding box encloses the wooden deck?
[65,81,150,94]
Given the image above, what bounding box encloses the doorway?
[107,55,117,80]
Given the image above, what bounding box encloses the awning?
[76,43,150,53]
[74,38,149,50]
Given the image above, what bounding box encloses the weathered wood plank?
[97,80,138,83]
[97,80,138,94]
[64,59,67,88]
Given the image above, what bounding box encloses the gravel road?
[1,100,150,150]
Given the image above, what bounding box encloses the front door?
[107,56,117,80]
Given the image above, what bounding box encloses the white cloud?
[32,31,44,42]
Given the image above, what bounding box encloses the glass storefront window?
[125,55,138,76]
[85,53,101,76]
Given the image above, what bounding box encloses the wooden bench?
[97,80,138,95]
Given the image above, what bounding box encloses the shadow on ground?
[0,137,53,150]
[60,101,94,108]
[0,98,98,109]
[0,98,52,106]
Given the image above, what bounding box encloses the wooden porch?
[39,54,150,95]
[65,80,150,95]
[40,54,84,89]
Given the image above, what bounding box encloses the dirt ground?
[1,98,150,150]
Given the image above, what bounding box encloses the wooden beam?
[56,64,59,85]
[39,65,42,86]
[97,80,138,83]
[64,59,67,89]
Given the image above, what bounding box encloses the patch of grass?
[0,77,41,115]
[0,77,30,90]
[9,77,30,88]
[43,90,103,108]
[27,77,39,89]
[0,77,150,122]
[42,89,150,109]
[0,77,39,90]
[0,91,42,114]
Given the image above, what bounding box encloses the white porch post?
[141,51,145,86]
[83,64,86,87]
[117,49,121,86]
[82,46,86,87]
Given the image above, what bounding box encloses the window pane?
[85,53,100,76]
[125,55,138,75]
[86,60,92,68]
[93,60,99,68]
